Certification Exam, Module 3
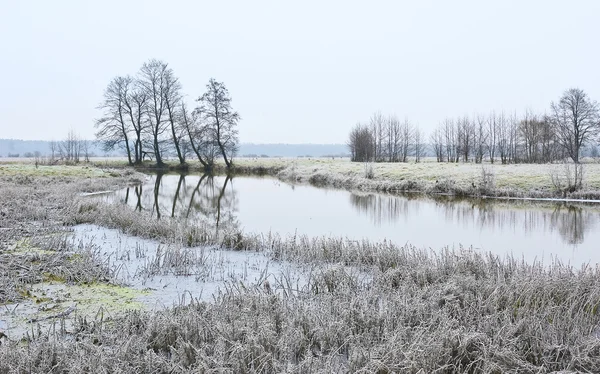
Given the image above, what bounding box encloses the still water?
[107,174,600,267]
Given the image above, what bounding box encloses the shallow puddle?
[70,224,308,307]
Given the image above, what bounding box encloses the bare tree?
[49,140,58,163]
[414,127,423,163]
[442,118,458,163]
[497,112,510,164]
[138,59,169,166]
[518,109,560,163]
[122,77,148,165]
[550,88,600,163]
[163,67,186,166]
[369,112,385,162]
[473,114,488,163]
[430,127,445,162]
[95,76,134,165]
[196,79,240,169]
[82,140,91,162]
[486,112,498,164]
[399,118,413,162]
[59,130,82,163]
[348,123,374,162]
[508,112,519,163]
[457,116,473,162]
[181,102,215,170]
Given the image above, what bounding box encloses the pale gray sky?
[1,0,599,143]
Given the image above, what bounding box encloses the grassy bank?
[86,156,600,200]
[2,163,600,372]
[229,158,600,200]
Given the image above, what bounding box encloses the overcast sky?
[1,0,599,143]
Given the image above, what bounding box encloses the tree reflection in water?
[118,177,597,248]
[123,173,239,231]
[349,192,595,246]
[550,205,587,245]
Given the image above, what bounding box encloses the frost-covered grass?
[229,157,600,200]
[0,168,149,335]
[0,162,139,178]
[35,155,600,200]
[3,236,600,372]
[2,166,600,372]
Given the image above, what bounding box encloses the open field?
[9,156,600,199]
[231,157,600,200]
[1,163,600,372]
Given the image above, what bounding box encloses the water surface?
[105,174,600,267]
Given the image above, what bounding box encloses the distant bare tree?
[59,130,82,163]
[82,140,91,162]
[486,112,498,164]
[508,112,519,163]
[443,118,458,163]
[496,112,510,164]
[457,116,474,162]
[551,88,600,163]
[519,109,558,163]
[49,140,58,163]
[473,114,487,163]
[196,79,240,169]
[399,118,413,162]
[369,112,385,162]
[348,123,374,162]
[139,59,169,166]
[414,127,423,163]
[385,115,401,162]
[95,76,134,165]
[430,127,445,162]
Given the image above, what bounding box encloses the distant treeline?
[348,88,600,164]
[0,139,109,158]
[0,139,351,159]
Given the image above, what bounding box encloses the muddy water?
[104,174,600,267]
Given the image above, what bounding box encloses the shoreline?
[2,166,600,372]
[116,157,600,201]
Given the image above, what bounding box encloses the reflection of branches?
[120,174,237,229]
[349,191,595,246]
[134,184,143,211]
[184,175,238,230]
[216,176,230,227]
[186,174,209,218]
[152,173,163,219]
[550,205,586,245]
[171,174,185,218]
[349,193,410,226]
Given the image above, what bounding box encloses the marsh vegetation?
[1,164,600,373]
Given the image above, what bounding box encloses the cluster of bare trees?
[428,111,562,164]
[350,88,600,165]
[348,113,424,163]
[49,130,92,163]
[96,59,239,170]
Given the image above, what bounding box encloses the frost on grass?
[233,157,600,200]
[2,165,600,372]
[2,243,600,373]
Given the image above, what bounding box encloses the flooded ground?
[105,173,600,267]
[70,224,308,306]
[0,224,311,338]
